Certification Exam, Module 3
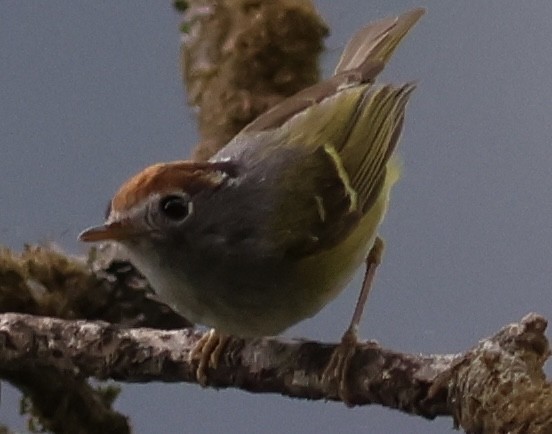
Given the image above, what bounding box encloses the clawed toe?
[189,329,229,386]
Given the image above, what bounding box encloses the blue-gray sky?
[1,1,551,433]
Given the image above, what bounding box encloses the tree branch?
[179,0,328,160]
[9,368,127,434]
[0,245,191,329]
[0,312,550,432]
[0,245,191,433]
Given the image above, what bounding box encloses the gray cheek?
[117,239,162,276]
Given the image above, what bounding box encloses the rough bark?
[179,0,328,160]
[0,245,190,433]
[0,312,550,433]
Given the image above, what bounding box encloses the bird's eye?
[159,194,192,222]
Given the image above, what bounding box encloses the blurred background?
[1,1,551,432]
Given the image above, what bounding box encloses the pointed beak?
[78,221,137,242]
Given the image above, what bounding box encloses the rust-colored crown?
[110,160,236,215]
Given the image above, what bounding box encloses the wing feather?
[210,9,422,256]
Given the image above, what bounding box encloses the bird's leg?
[322,236,385,406]
[189,329,230,386]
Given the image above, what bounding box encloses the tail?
[334,8,425,77]
[240,8,424,134]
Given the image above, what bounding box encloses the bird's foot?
[189,329,229,386]
[321,327,360,406]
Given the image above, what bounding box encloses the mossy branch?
[0,312,550,433]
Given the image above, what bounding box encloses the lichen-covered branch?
[178,0,328,160]
[9,369,128,434]
[0,245,191,433]
[0,312,451,416]
[0,312,550,432]
[0,245,191,329]
[448,313,552,433]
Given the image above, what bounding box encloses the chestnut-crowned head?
[78,160,237,246]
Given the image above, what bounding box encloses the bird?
[79,7,424,400]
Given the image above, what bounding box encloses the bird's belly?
[145,268,357,337]
[130,221,377,337]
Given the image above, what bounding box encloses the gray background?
[1,1,551,433]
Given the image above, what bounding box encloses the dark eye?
[159,194,192,221]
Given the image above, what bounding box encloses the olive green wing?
[268,83,416,256]
[212,8,422,257]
